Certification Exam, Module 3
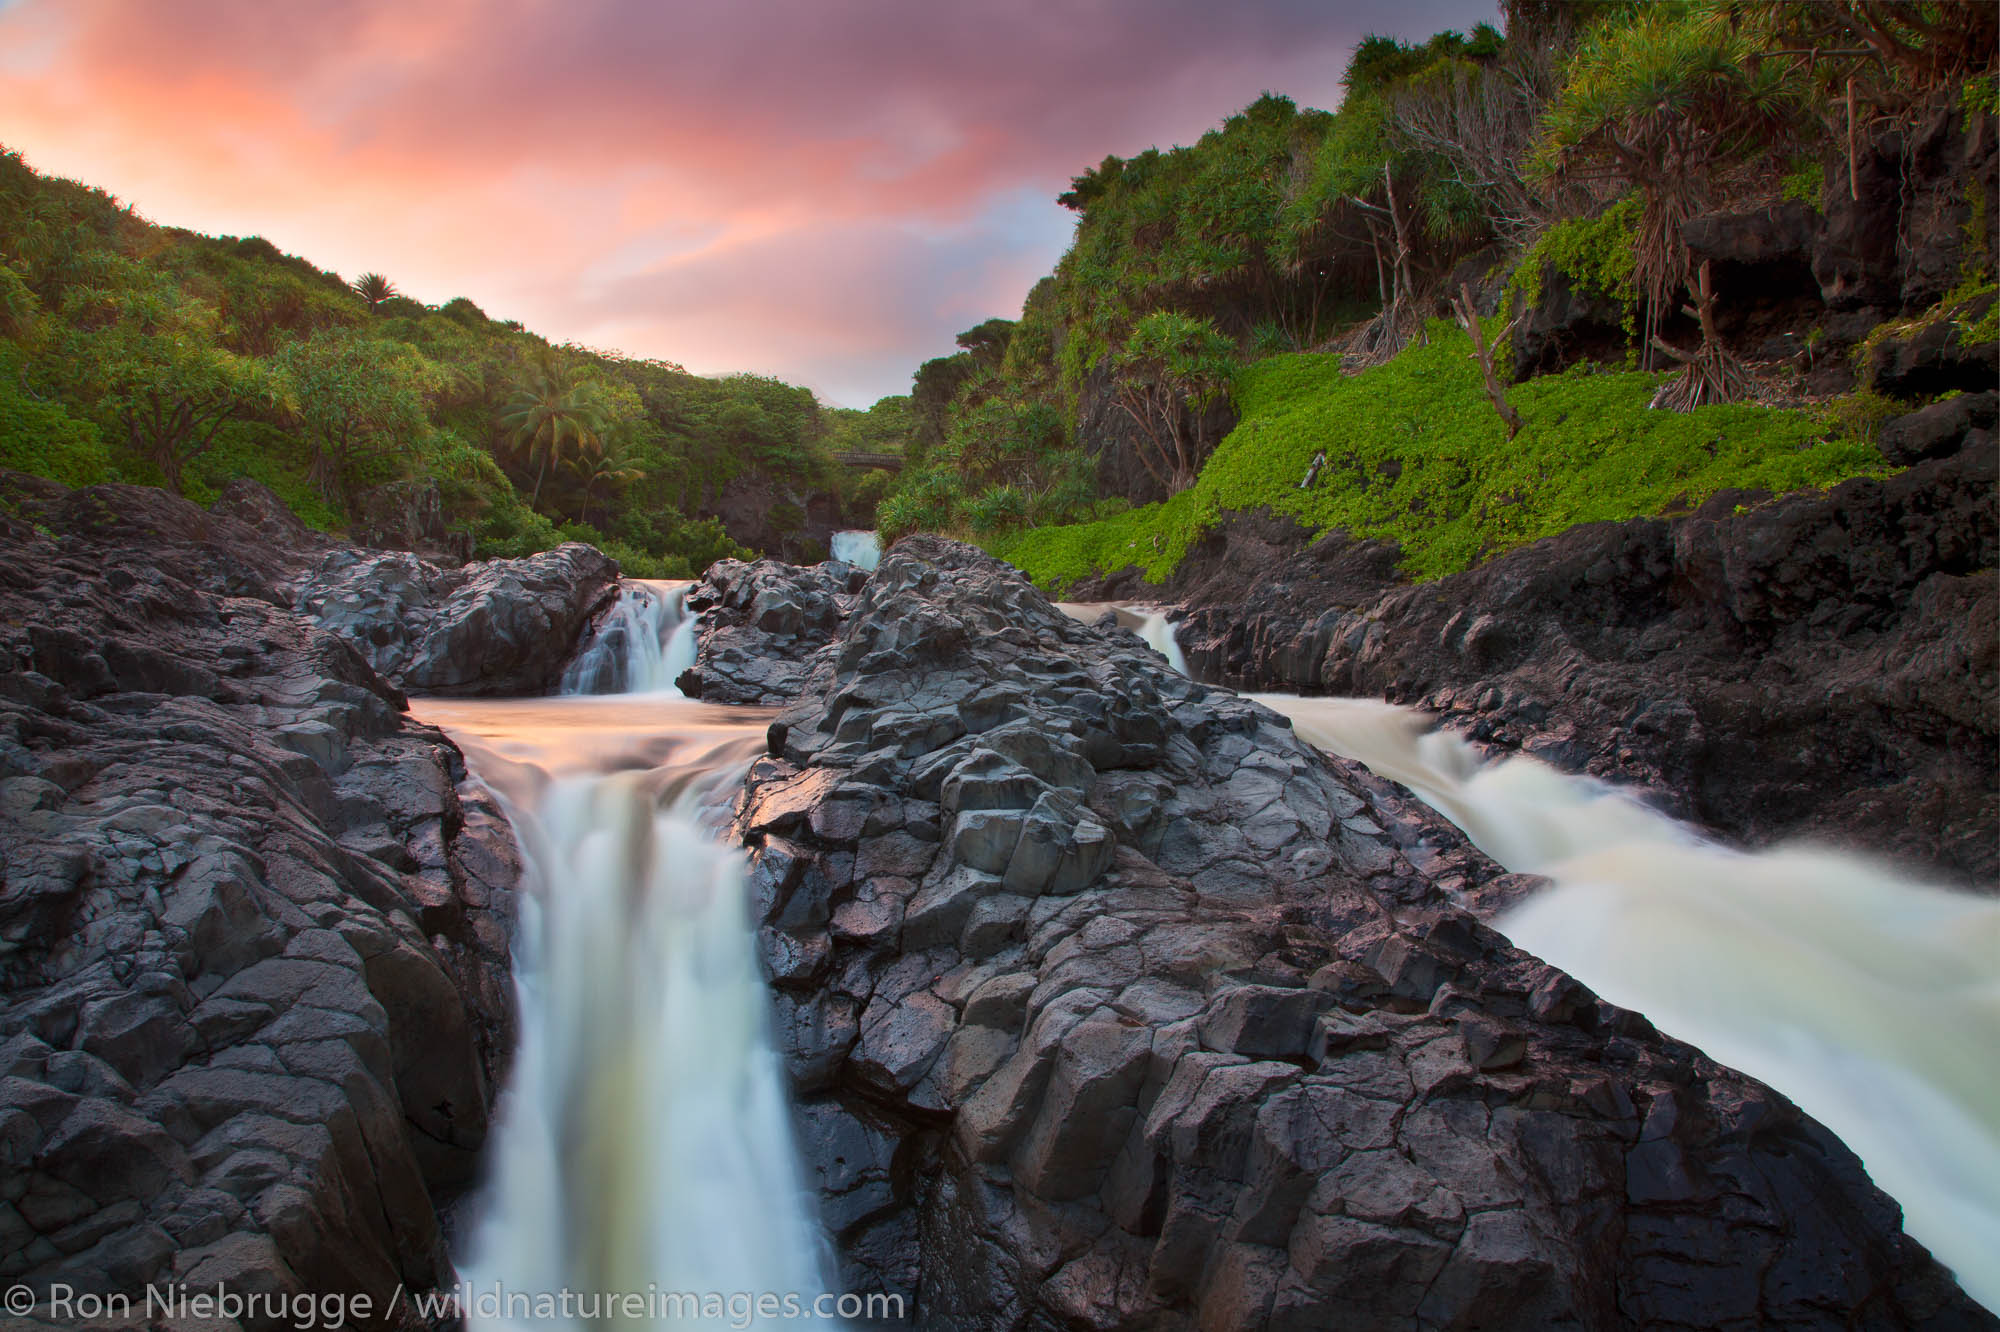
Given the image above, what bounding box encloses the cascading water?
[829,530,882,572]
[1254,693,2000,1312]
[559,580,701,696]
[413,693,841,1328]
[1055,602,1189,677]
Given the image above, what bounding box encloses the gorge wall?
[1165,405,1998,886]
[684,537,1988,1330]
[0,476,614,1324]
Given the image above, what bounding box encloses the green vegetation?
[993,323,1894,590]
[869,0,1993,591]
[1500,194,1643,364]
[0,147,871,572]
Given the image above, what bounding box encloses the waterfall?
[829,530,881,572]
[559,580,700,696]
[415,695,841,1328]
[1054,602,1188,676]
[1255,693,2000,1312]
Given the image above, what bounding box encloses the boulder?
[1879,390,1999,465]
[0,503,521,1315]
[1177,438,1999,884]
[297,542,620,696]
[678,557,868,704]
[710,536,1984,1329]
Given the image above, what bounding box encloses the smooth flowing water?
[560,579,701,696]
[830,530,882,572]
[1055,602,1189,676]
[1254,693,2000,1311]
[414,684,838,1326]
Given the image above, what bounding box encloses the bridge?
[832,451,904,472]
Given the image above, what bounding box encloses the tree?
[1451,284,1524,437]
[954,318,1015,369]
[58,275,271,493]
[562,433,645,525]
[1110,312,1236,493]
[272,329,439,508]
[498,360,608,509]
[351,272,398,311]
[1532,7,1805,362]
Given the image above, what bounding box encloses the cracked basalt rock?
[1175,434,1998,886]
[717,536,1988,1331]
[677,556,870,704]
[0,490,521,1324]
[296,541,619,697]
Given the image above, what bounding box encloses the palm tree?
[352,272,397,311]
[499,361,608,509]
[563,434,646,524]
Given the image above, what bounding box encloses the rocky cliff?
[1165,404,1998,886]
[690,537,1986,1330]
[0,476,610,1325]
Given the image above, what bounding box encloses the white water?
[416,694,838,1328]
[1256,693,2000,1312]
[560,580,700,696]
[829,530,881,572]
[1056,602,1189,676]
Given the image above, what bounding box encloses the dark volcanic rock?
[0,504,519,1319]
[678,557,868,704]
[1863,290,2000,400]
[1179,438,1999,885]
[1880,391,2000,466]
[719,537,1983,1330]
[1509,263,1632,381]
[297,542,620,697]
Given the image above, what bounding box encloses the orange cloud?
[0,0,1498,402]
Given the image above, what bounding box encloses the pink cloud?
[0,0,1498,402]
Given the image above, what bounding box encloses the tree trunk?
[1452,284,1524,439]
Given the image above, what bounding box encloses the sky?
[0,0,1497,406]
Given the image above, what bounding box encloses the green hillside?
[0,150,883,575]
[876,0,1996,587]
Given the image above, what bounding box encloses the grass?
[991,320,1896,591]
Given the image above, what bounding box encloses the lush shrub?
[995,323,1894,590]
[0,355,115,488]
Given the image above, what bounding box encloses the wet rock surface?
[719,537,1986,1330]
[678,557,869,704]
[0,481,521,1322]
[1176,431,1999,886]
[296,542,618,698]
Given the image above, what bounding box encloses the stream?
[422,580,1995,1318]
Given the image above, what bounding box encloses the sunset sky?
[0,0,1496,406]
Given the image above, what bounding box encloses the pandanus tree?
[351,272,397,311]
[499,361,609,510]
[1531,6,1806,378]
[1110,311,1236,494]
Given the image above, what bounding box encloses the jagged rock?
[679,557,867,704]
[715,536,1984,1330]
[1864,290,2000,400]
[1819,103,1999,314]
[1508,264,1631,381]
[297,542,619,696]
[1879,390,1999,465]
[1178,440,1999,884]
[207,479,336,554]
[0,502,521,1316]
[350,479,471,565]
